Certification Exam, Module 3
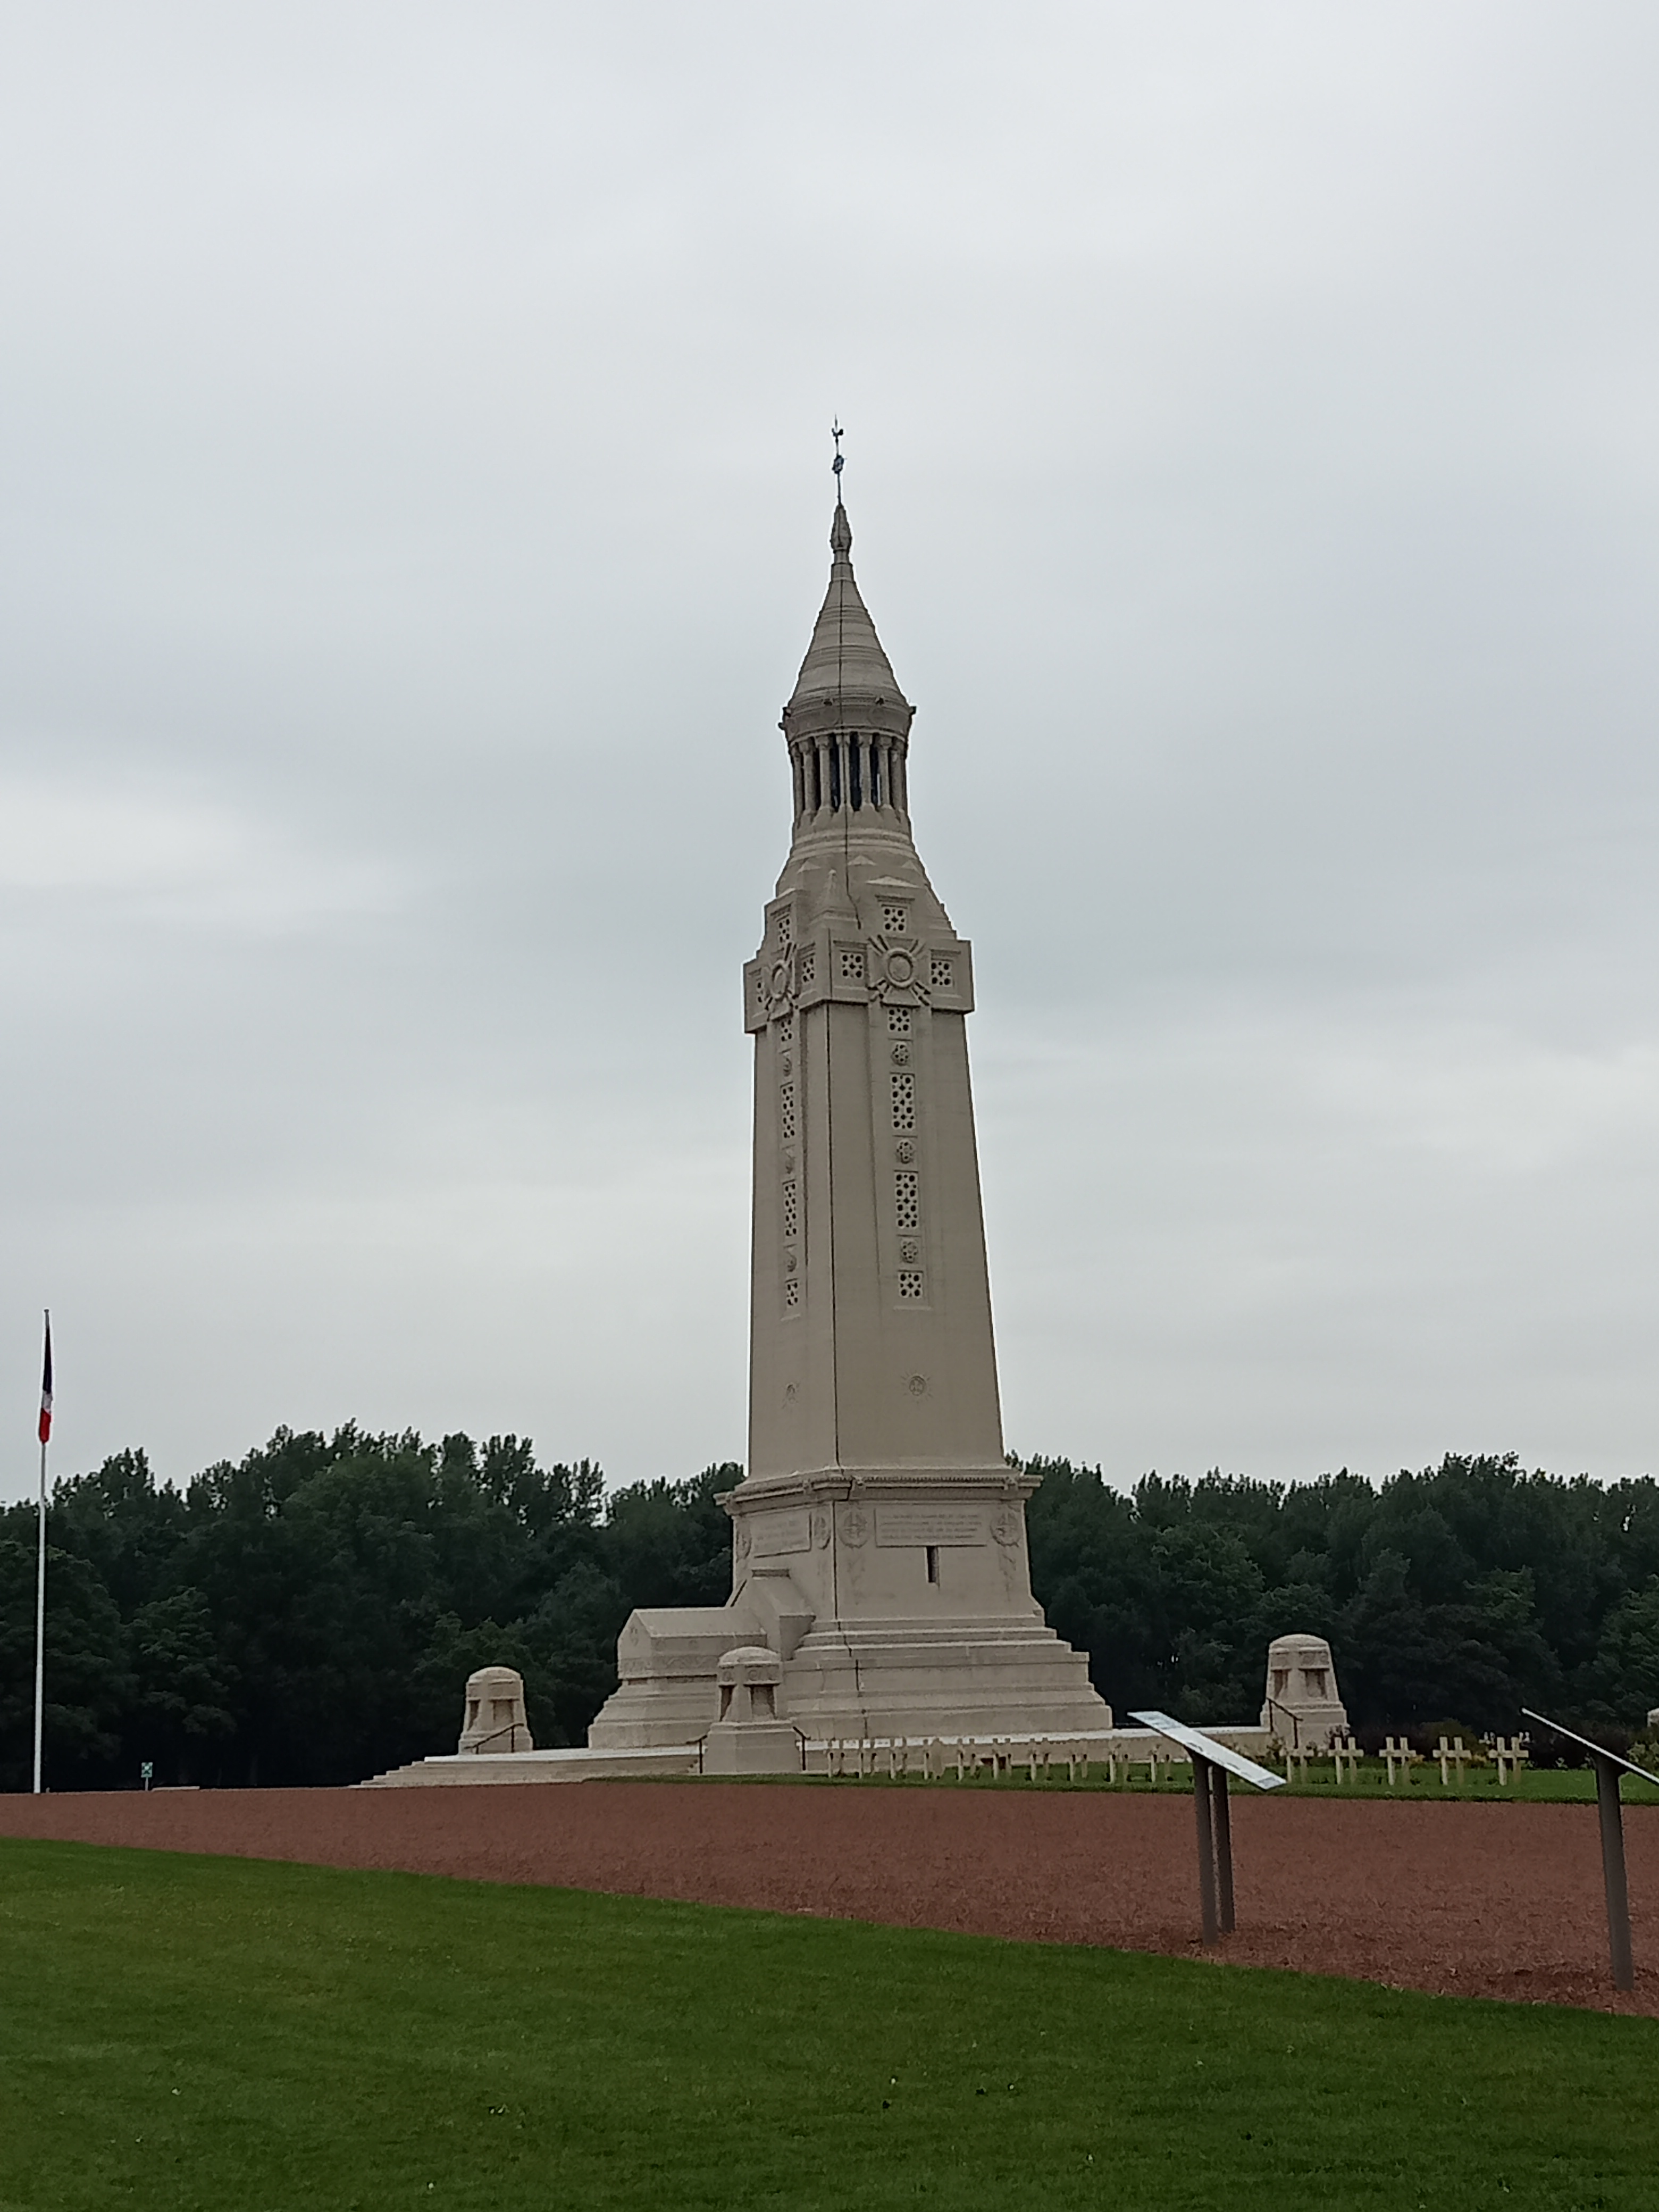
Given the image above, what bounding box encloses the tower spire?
[781,480,914,830]
[785,499,909,719]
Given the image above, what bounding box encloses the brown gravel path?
[2,1782,1654,2015]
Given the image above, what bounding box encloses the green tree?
[0,1537,132,1790]
[128,1589,238,1784]
[1594,1579,1659,1721]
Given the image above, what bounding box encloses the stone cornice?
[722,1465,1037,1517]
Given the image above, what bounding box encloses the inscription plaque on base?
[751,1511,811,1559]
[875,1506,986,1548]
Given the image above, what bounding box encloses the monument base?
[781,1617,1110,1741]
[587,1608,1110,1749]
[702,1720,802,1775]
[357,1745,700,1787]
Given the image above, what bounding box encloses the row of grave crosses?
[820,1738,1099,1782]
[813,1732,1539,1786]
[1378,1733,1530,1786]
[1268,1732,1532,1786]
[818,1738,1213,1786]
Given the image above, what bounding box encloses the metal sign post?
[1211,1759,1235,1934]
[1597,1758,1634,1992]
[1191,1745,1218,1942]
[1130,1712,1285,1946]
[1523,1709,1659,1993]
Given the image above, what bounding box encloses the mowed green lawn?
[0,1839,1654,2212]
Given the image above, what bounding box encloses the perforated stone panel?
[891,1073,916,1130]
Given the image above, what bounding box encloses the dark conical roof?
[784,504,911,733]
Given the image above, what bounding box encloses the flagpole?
[32,1309,51,1796]
[32,1436,46,1793]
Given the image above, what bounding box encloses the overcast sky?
[4,2,1659,1502]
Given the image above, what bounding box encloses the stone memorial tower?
[589,490,1109,1747]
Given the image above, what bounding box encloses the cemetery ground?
[4,1777,1659,2012]
[2,1837,1656,2212]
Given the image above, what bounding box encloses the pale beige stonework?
[589,501,1110,1750]
[701,1645,802,1775]
[457,1665,534,1754]
[1260,1633,1349,1750]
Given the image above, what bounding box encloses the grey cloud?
[4,2,1659,1493]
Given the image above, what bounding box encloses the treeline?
[4,1432,1659,1790]
[1026,1453,1659,1744]
[0,1426,733,1792]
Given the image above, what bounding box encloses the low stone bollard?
[457,1666,534,1756]
[703,1646,801,1776]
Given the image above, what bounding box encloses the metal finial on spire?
[831,418,844,490]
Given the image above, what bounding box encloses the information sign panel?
[1128,1710,1285,1792]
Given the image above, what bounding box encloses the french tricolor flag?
[37,1313,51,1445]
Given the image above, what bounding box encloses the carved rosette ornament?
[868,933,930,1004]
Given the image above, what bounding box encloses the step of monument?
[793,1619,1073,1648]
[357,1745,701,1787]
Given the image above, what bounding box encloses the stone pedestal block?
[457,1665,533,1755]
[1260,1633,1348,1751]
[701,1644,802,1776]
